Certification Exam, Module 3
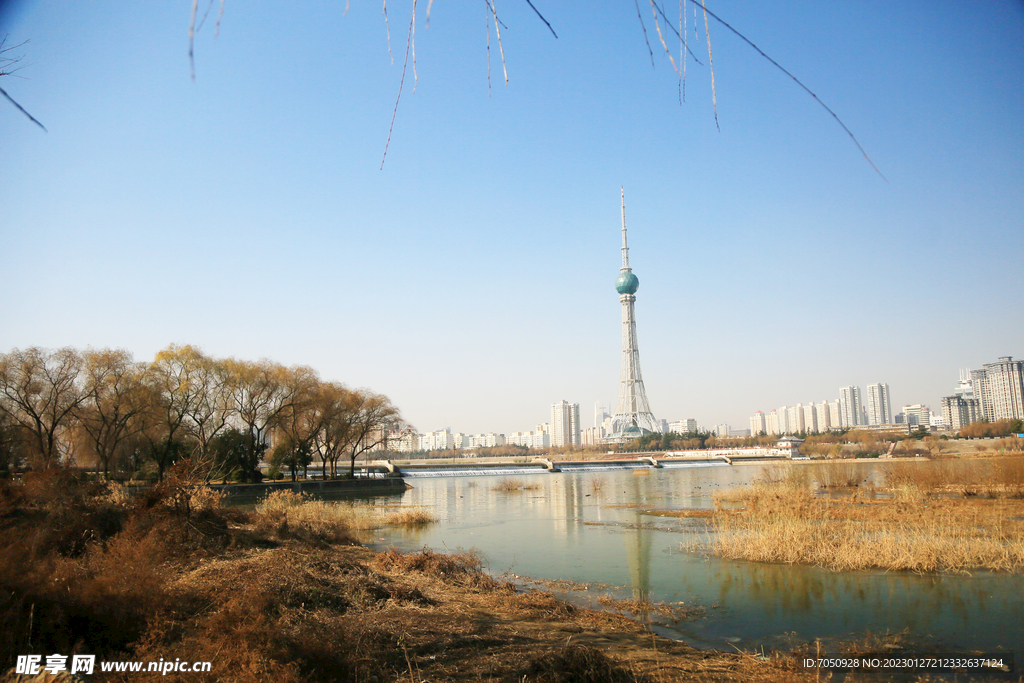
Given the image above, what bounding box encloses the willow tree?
[76,348,149,478]
[0,347,83,469]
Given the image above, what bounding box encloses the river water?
[368,461,1023,657]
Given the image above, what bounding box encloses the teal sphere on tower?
[615,271,639,295]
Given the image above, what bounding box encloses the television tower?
[609,188,659,441]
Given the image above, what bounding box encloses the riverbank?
[0,469,834,682]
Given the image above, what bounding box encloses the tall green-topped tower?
[608,188,659,442]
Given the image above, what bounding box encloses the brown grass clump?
[493,477,542,492]
[813,460,867,489]
[372,548,510,592]
[253,490,360,545]
[696,476,1024,573]
[519,644,635,683]
[596,594,705,621]
[381,506,437,527]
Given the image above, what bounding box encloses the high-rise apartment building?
[750,411,766,436]
[839,386,862,427]
[982,356,1024,421]
[866,383,892,425]
[829,400,842,430]
[902,404,931,427]
[420,429,454,451]
[802,403,818,433]
[971,369,991,421]
[941,396,982,431]
[814,401,832,432]
[551,400,581,447]
[788,404,806,433]
[669,418,698,434]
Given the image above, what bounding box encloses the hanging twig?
[523,0,558,38]
[195,0,216,33]
[380,0,417,169]
[411,0,418,93]
[383,0,393,64]
[634,0,655,67]
[679,0,685,104]
[485,0,492,96]
[488,0,508,85]
[188,0,199,81]
[650,0,678,73]
[701,0,718,130]
[0,85,46,131]
[649,0,703,63]
[215,0,225,36]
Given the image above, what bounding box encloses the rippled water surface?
[368,462,1023,655]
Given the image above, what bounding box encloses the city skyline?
[1,2,1021,435]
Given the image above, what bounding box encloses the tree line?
[0,346,404,482]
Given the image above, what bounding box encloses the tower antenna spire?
[620,187,630,270]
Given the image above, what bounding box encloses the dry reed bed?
[253,490,436,542]
[696,458,1024,573]
[492,477,542,492]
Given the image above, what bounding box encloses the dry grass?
[519,644,634,683]
[595,594,705,621]
[695,470,1024,572]
[253,492,437,543]
[813,460,868,489]
[493,477,542,492]
[381,506,437,527]
[885,457,1024,498]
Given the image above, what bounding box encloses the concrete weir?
[364,450,792,478]
[362,450,790,479]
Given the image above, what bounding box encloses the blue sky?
[1,1,1022,434]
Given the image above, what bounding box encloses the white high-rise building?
[802,403,818,433]
[551,401,581,447]
[971,369,992,421]
[767,407,787,435]
[941,396,982,431]
[982,356,1024,421]
[419,429,454,451]
[669,418,698,434]
[814,401,831,432]
[902,404,931,427]
[839,386,862,427]
[828,400,842,430]
[866,383,892,425]
[507,431,551,448]
[750,411,767,436]
[788,404,805,433]
[714,424,730,437]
